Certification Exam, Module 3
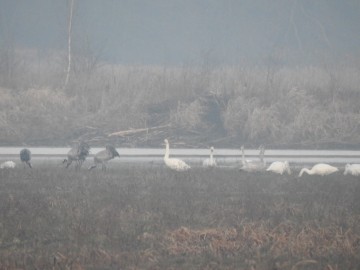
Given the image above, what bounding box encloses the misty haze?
[0,1,360,269]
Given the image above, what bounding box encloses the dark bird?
[20,148,32,168]
[63,141,90,169]
[89,145,120,171]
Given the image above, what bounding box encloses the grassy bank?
[0,166,359,269]
[1,50,360,148]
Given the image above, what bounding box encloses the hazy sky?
[1,0,360,65]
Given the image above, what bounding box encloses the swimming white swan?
[203,146,217,167]
[164,139,190,171]
[344,164,360,176]
[240,145,266,172]
[0,161,16,169]
[298,163,338,177]
[266,161,291,175]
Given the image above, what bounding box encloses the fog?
[1,3,360,268]
[2,0,360,65]
[1,1,360,147]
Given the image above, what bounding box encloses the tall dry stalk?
[64,0,75,89]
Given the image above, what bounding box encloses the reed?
[0,165,359,269]
[0,51,360,147]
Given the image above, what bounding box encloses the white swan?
[344,164,360,176]
[203,146,217,167]
[240,145,252,166]
[299,163,338,177]
[266,161,291,175]
[164,139,190,171]
[240,145,266,172]
[0,161,16,169]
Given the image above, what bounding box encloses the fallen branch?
[108,124,170,137]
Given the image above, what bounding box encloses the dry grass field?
[1,63,360,147]
[0,165,360,269]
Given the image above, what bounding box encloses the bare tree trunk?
[290,0,304,55]
[64,0,75,89]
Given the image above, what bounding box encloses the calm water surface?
[1,147,360,167]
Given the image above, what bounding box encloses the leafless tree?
[64,0,75,89]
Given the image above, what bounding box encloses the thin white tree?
[64,0,75,89]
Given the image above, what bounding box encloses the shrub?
[170,100,205,130]
[1,50,360,147]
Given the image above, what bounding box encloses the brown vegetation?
[1,49,360,147]
[0,165,359,269]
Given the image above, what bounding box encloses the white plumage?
[344,164,360,176]
[299,163,338,177]
[240,145,253,166]
[164,139,190,172]
[203,146,217,168]
[266,161,291,175]
[0,161,16,169]
[240,145,266,172]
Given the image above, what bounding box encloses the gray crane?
[63,141,90,169]
[89,145,120,171]
[20,148,32,168]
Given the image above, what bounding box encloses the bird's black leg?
[65,160,72,168]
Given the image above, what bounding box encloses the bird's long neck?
[164,142,170,160]
[285,164,291,175]
[299,168,312,177]
[259,148,264,163]
[241,147,246,165]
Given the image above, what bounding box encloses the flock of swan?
[1,139,360,177]
[163,139,360,177]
